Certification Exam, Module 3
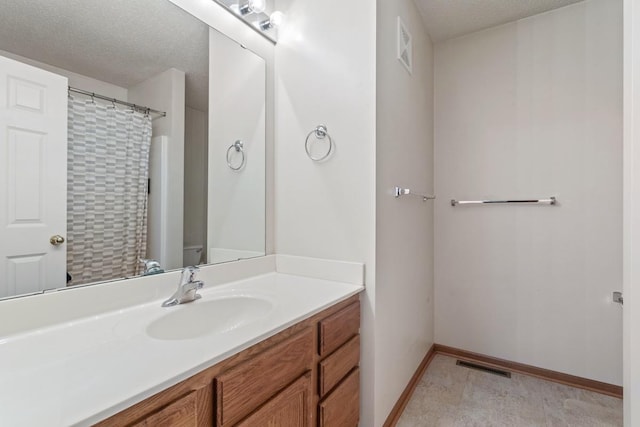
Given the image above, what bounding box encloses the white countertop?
[0,272,363,426]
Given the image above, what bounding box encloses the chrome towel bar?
[451,196,557,206]
[451,196,558,206]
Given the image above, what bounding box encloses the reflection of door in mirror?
[0,0,212,298]
[0,56,68,298]
[0,54,191,292]
[208,29,266,264]
[0,0,268,300]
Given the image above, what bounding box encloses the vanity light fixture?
[258,11,285,31]
[239,0,266,15]
[212,0,279,43]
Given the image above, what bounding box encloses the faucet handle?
[180,265,200,284]
[162,266,204,307]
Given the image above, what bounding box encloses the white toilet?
[183,245,203,266]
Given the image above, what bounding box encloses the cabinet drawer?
[319,334,360,397]
[318,300,360,356]
[318,368,359,427]
[131,391,197,427]
[236,372,311,427]
[215,328,314,426]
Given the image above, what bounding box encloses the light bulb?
[248,0,266,14]
[269,11,284,28]
[239,0,265,15]
[258,10,285,31]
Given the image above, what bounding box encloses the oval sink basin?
[147,296,273,341]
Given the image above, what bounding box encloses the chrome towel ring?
[227,140,246,170]
[305,125,333,161]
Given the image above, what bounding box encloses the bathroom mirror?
[208,30,266,264]
[0,0,267,299]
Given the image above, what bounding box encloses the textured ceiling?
[415,0,585,42]
[0,0,209,111]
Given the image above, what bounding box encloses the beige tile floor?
[397,354,623,427]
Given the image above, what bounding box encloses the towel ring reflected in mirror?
[227,140,246,171]
[305,124,333,162]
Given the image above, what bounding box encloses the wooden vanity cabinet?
[319,368,360,427]
[318,301,360,357]
[235,373,312,427]
[215,328,314,426]
[316,301,361,427]
[130,389,204,427]
[95,295,360,427]
[318,335,360,397]
[96,374,213,427]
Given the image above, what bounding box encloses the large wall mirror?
[0,0,267,300]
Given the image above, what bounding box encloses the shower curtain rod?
[68,86,167,117]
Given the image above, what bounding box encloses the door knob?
[50,235,65,246]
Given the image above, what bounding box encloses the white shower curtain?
[67,97,152,285]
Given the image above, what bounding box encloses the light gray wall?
[129,68,186,270]
[623,0,640,421]
[273,0,377,424]
[376,0,435,423]
[184,106,208,261]
[434,0,623,385]
[168,0,276,257]
[208,28,266,261]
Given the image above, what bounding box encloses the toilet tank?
[183,245,203,266]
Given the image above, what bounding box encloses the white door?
[0,55,68,298]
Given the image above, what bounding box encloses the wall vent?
[456,360,512,378]
[397,17,412,75]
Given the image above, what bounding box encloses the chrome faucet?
[140,259,164,276]
[161,266,204,307]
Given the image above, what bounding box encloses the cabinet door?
[216,328,313,426]
[131,390,198,427]
[236,373,311,427]
[96,380,212,427]
[318,368,359,427]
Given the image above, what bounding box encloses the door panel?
[0,55,68,298]
[8,128,45,223]
[236,373,311,427]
